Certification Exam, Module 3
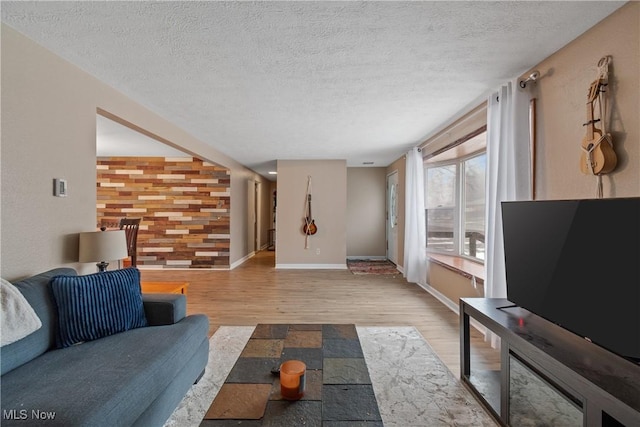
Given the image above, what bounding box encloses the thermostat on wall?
[53,178,67,197]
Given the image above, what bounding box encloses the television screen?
[502,198,640,361]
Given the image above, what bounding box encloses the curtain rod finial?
[519,70,540,88]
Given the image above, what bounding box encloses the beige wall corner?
[420,2,639,310]
[0,25,267,279]
[1,25,98,279]
[532,1,640,200]
[346,168,387,258]
[275,160,347,268]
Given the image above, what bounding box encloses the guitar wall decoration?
[580,56,616,198]
[303,176,317,250]
[303,194,317,236]
[580,78,616,174]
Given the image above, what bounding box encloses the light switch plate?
[53,178,67,197]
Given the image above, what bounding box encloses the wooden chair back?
[119,217,141,267]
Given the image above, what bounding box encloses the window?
[425,165,456,252]
[462,154,486,259]
[424,131,486,262]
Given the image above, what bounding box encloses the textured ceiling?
[1,1,625,178]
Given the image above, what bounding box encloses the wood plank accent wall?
[96,156,230,268]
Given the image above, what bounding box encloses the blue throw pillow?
[50,268,147,348]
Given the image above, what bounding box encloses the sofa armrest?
[142,294,187,325]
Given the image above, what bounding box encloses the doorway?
[386,171,399,265]
[255,181,261,252]
[95,110,232,268]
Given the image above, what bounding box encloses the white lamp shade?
[78,230,128,263]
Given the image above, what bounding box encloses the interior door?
[255,181,260,252]
[386,171,399,265]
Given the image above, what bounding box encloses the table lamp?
[79,230,128,272]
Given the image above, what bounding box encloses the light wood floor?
[140,250,499,377]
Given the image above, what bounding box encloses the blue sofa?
[1,268,209,426]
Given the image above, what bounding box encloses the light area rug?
[163,326,255,427]
[164,326,496,427]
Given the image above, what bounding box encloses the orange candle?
[280,360,306,400]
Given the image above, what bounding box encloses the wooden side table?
[140,281,189,295]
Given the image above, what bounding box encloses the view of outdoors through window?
[425,165,456,252]
[424,131,486,262]
[463,154,486,259]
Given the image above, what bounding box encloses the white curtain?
[403,147,428,285]
[485,80,532,346]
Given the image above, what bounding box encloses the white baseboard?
[346,256,388,260]
[417,282,487,335]
[276,263,348,270]
[419,282,459,313]
[230,251,256,270]
[396,264,405,274]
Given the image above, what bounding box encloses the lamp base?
[96,261,109,272]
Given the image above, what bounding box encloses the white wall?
[1,25,268,279]
[275,160,347,268]
[346,168,387,258]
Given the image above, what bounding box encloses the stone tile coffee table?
[201,324,382,426]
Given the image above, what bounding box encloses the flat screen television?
[502,197,640,361]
